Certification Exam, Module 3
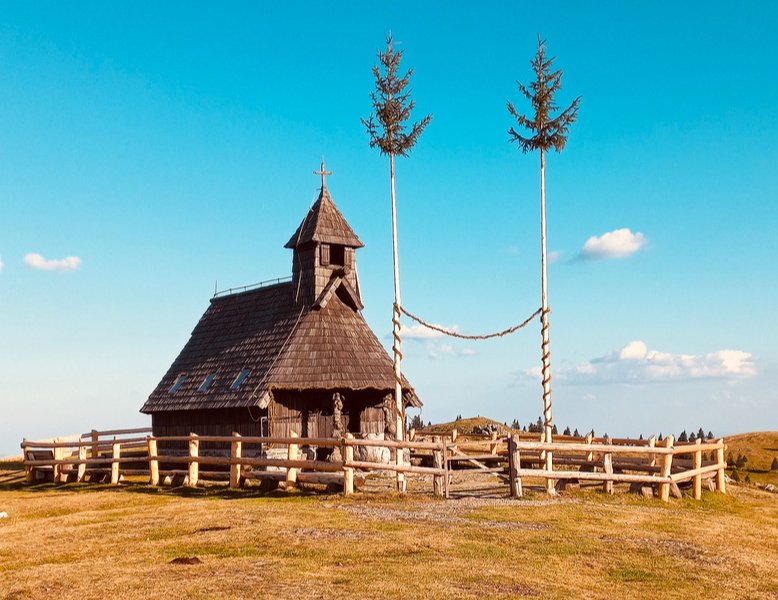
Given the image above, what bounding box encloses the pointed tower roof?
[285,185,364,249]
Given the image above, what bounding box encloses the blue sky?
[2,2,777,454]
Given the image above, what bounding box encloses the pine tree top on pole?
[507,36,581,154]
[362,33,431,158]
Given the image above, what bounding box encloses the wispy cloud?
[548,250,563,263]
[400,322,460,340]
[580,228,647,260]
[0,256,4,272]
[520,340,756,384]
[427,343,477,359]
[24,253,82,271]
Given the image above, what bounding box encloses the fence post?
[443,439,450,499]
[409,428,416,442]
[53,439,63,483]
[111,438,121,485]
[343,433,354,495]
[286,431,298,488]
[509,434,523,498]
[585,432,594,464]
[603,438,614,494]
[148,436,159,486]
[22,441,33,483]
[544,431,555,495]
[693,438,702,500]
[91,429,99,460]
[648,435,657,468]
[659,435,675,502]
[716,439,726,494]
[188,433,199,487]
[489,431,499,455]
[230,432,242,489]
[77,444,87,483]
[432,436,444,496]
[451,428,457,444]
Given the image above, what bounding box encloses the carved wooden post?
[230,432,242,489]
[659,435,675,502]
[648,435,657,468]
[408,428,416,442]
[286,431,298,488]
[432,436,443,496]
[716,439,726,494]
[77,444,87,483]
[53,439,63,483]
[693,438,702,500]
[509,434,523,498]
[148,436,159,486]
[451,428,458,444]
[188,433,199,487]
[111,438,121,485]
[343,433,354,495]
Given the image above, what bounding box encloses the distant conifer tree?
[508,37,580,446]
[573,428,580,437]
[678,430,688,442]
[563,426,571,436]
[689,432,697,442]
[707,431,714,440]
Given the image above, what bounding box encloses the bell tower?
[285,161,364,308]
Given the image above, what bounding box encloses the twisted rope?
[392,303,404,361]
[397,304,543,340]
[540,307,552,428]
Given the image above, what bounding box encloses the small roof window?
[169,374,186,394]
[231,369,250,390]
[198,374,216,393]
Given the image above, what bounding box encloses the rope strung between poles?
[396,304,543,340]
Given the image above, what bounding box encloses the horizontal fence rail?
[20,428,726,501]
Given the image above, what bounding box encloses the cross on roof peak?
[313,158,332,189]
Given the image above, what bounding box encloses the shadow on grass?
[0,477,334,503]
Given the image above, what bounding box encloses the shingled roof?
[141,280,418,413]
[285,186,363,249]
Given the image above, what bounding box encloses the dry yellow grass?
[1,461,777,600]
[723,431,778,486]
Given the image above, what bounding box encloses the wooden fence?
[21,428,448,496]
[21,428,726,502]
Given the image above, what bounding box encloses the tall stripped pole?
[363,33,431,491]
[508,36,580,492]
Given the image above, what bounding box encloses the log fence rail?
[21,428,726,501]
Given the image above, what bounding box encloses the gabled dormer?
[285,168,363,308]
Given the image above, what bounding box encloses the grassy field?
[723,431,778,487]
[1,458,777,600]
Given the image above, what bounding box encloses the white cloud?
[24,253,82,271]
[400,322,459,340]
[0,256,4,272]
[548,250,562,263]
[520,340,756,384]
[580,228,647,260]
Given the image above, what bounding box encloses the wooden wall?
[152,407,267,452]
[270,389,387,438]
